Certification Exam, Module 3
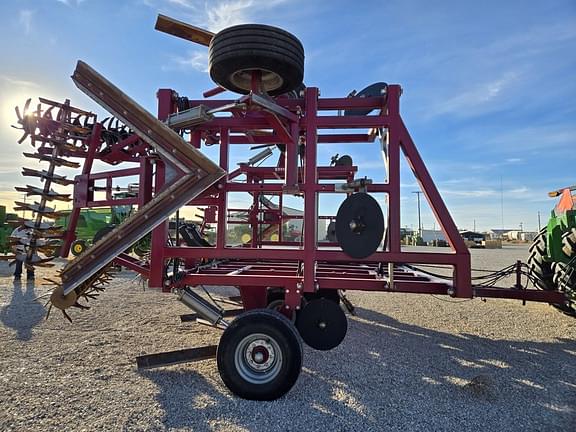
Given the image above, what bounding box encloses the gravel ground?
[1,244,575,431]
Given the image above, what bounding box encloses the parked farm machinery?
[527,186,576,315]
[10,15,574,400]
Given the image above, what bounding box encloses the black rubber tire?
[217,309,303,400]
[93,225,115,244]
[209,24,304,96]
[527,228,555,290]
[562,227,576,257]
[551,261,576,316]
[70,240,87,257]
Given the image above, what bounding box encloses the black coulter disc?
[296,298,347,351]
[335,193,384,259]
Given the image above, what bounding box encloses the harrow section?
[12,98,95,269]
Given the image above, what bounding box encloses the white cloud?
[428,71,520,118]
[147,0,289,32]
[54,0,87,6]
[19,9,34,35]
[149,0,291,71]
[484,125,576,153]
[440,189,497,198]
[0,75,39,88]
[163,50,209,72]
[167,0,197,9]
[205,0,254,32]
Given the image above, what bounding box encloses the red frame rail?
[60,81,568,312]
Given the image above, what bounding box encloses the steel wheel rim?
[230,68,284,93]
[234,333,282,384]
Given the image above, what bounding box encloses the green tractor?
[57,201,133,256]
[0,205,22,254]
[528,185,576,315]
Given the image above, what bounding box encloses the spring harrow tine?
[23,220,63,231]
[21,168,74,186]
[14,201,56,215]
[14,185,72,202]
[22,152,81,168]
[12,237,60,247]
[32,230,64,240]
[46,265,117,322]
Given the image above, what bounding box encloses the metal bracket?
[165,105,213,129]
[136,345,217,369]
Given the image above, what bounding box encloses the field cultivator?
[10,14,574,400]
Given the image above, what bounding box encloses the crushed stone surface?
[0,245,575,431]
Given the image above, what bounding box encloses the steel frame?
[58,77,569,311]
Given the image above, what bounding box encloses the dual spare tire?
[209,24,304,96]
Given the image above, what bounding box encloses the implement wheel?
[527,228,555,290]
[217,309,303,400]
[209,24,304,96]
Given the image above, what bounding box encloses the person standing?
[10,225,35,280]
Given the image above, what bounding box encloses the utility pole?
[537,211,541,231]
[500,176,504,229]
[412,191,422,236]
[473,219,476,232]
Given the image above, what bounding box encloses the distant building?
[460,230,485,243]
[421,229,446,244]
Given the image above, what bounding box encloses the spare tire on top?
[208,24,304,96]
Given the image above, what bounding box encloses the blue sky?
[0,0,574,232]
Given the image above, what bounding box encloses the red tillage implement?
[11,15,571,400]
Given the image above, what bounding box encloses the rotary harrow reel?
[11,98,144,317]
[46,264,116,323]
[11,98,90,271]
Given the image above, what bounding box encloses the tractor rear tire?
[554,229,576,316]
[527,228,555,291]
[552,261,576,317]
[93,226,115,244]
[209,24,304,96]
[562,227,576,257]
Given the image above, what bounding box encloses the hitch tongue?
[177,286,229,329]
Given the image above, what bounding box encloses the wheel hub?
[234,333,283,384]
[246,339,275,371]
